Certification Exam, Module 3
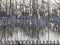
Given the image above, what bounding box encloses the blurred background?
[0,0,60,44]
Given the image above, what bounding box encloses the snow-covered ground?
[6,27,60,43]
